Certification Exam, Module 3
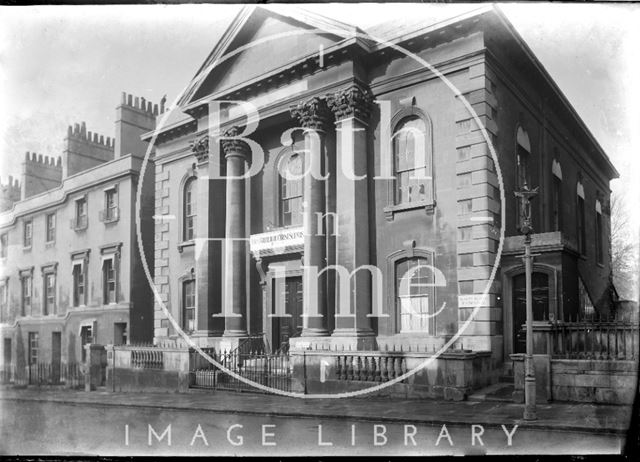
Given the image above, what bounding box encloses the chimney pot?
[127,94,133,106]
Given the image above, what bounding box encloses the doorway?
[512,272,550,353]
[273,276,303,352]
[52,332,61,383]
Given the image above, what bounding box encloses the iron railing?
[550,316,639,360]
[189,339,291,393]
[1,363,85,388]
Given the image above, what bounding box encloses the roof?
[142,4,619,180]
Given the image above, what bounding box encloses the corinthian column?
[327,83,376,348]
[221,126,249,337]
[290,97,334,337]
[191,135,224,337]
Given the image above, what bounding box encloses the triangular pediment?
[180,6,356,107]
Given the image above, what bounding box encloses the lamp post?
[515,182,539,421]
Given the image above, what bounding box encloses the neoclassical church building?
[145,5,618,394]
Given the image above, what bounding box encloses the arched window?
[551,158,563,232]
[278,151,303,227]
[396,256,436,333]
[576,181,586,255]
[595,199,603,264]
[183,177,196,241]
[393,116,431,205]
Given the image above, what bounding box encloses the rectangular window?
[21,275,32,316]
[75,197,87,230]
[596,212,603,264]
[0,283,7,323]
[73,263,86,307]
[43,272,56,316]
[45,213,56,242]
[28,332,39,365]
[577,196,586,255]
[23,220,32,247]
[182,280,196,332]
[114,322,127,345]
[104,188,118,222]
[103,258,116,304]
[396,256,435,334]
[0,233,7,258]
[552,176,562,232]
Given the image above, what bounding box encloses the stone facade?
[144,6,618,392]
[0,93,159,371]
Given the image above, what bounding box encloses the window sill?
[384,201,435,221]
[45,240,55,248]
[103,218,119,225]
[73,226,88,233]
[22,245,32,252]
[178,240,195,253]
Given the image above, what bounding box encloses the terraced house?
[0,94,159,376]
[132,4,633,401]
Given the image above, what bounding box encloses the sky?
[0,3,638,232]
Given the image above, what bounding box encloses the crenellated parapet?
[120,91,161,116]
[64,121,115,178]
[115,91,159,159]
[21,151,63,199]
[0,175,21,212]
[67,121,115,149]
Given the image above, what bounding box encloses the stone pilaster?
[326,83,376,349]
[221,126,250,337]
[153,162,171,340]
[290,97,333,339]
[454,62,502,357]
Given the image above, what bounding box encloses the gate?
[189,336,292,393]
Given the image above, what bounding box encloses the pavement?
[0,386,634,435]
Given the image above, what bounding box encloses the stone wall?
[290,350,492,400]
[551,359,637,405]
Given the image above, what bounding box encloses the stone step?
[498,374,514,383]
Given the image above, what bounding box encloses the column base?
[222,329,249,338]
[289,336,332,351]
[330,333,377,351]
[300,327,330,337]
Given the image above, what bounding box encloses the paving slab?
[0,387,632,434]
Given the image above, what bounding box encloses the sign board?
[249,227,304,256]
[458,294,491,308]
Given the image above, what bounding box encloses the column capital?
[221,126,251,160]
[290,96,333,132]
[327,83,374,123]
[190,135,209,163]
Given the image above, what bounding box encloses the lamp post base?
[524,354,537,420]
